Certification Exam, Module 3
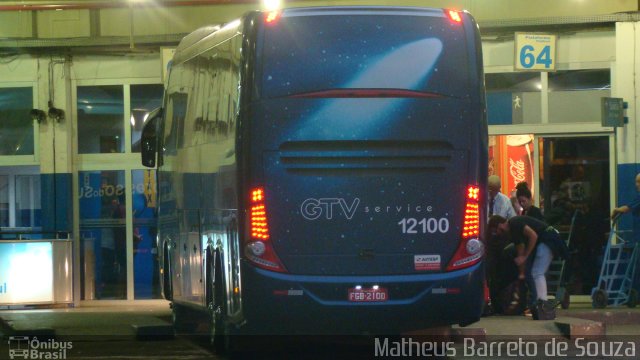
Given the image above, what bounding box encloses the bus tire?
[162,242,172,301]
[208,250,231,354]
[172,303,194,334]
[458,317,480,327]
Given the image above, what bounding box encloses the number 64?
[519,45,552,69]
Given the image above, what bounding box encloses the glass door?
[539,135,611,295]
[74,81,163,301]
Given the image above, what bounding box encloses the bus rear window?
[260,13,470,99]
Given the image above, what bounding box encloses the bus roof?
[172,19,245,65]
[274,6,448,17]
[171,6,471,66]
[174,25,221,54]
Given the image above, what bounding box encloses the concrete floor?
[1,301,640,337]
[0,301,639,359]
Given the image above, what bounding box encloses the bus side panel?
[159,28,245,314]
[158,57,205,307]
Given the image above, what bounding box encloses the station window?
[15,175,41,227]
[548,69,610,123]
[77,86,125,154]
[0,166,41,229]
[132,169,160,299]
[486,72,541,125]
[486,69,611,125]
[77,84,163,154]
[0,175,7,227]
[0,87,34,156]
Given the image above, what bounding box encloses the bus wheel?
[208,253,229,354]
[162,242,172,301]
[172,303,193,334]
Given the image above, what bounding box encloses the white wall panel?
[100,5,255,37]
[0,56,38,82]
[0,12,32,38]
[615,22,638,166]
[548,90,610,123]
[36,9,90,38]
[71,54,161,81]
[469,0,637,20]
[557,31,615,65]
[521,92,542,124]
[483,39,516,68]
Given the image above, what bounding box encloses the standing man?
[611,173,640,219]
[488,175,517,219]
[485,175,516,315]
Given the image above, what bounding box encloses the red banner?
[505,135,534,196]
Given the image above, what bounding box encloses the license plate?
[348,287,388,302]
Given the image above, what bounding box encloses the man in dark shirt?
[611,173,640,218]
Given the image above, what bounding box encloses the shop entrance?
[489,134,612,296]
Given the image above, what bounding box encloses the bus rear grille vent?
[278,140,454,175]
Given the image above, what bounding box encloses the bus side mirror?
[141,108,163,168]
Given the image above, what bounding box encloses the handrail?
[0,230,71,240]
[0,239,72,243]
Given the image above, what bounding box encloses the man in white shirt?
[485,175,517,315]
[488,175,517,219]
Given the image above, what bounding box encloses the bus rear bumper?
[238,262,485,335]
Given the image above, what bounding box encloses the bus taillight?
[245,187,287,272]
[446,185,483,271]
[446,9,463,23]
[265,11,280,24]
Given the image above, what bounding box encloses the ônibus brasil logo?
[7,336,72,360]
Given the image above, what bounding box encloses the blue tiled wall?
[40,173,72,232]
[615,164,640,293]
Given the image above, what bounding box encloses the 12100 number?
[398,218,450,234]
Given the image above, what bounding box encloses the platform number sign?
[515,33,556,71]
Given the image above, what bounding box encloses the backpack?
[532,299,556,320]
[542,226,570,260]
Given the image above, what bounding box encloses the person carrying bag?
[540,226,571,262]
[488,215,567,320]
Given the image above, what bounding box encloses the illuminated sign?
[515,32,556,71]
[0,242,53,304]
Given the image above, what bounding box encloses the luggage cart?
[547,210,577,309]
[591,216,639,308]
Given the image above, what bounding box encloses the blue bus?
[141,5,487,347]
